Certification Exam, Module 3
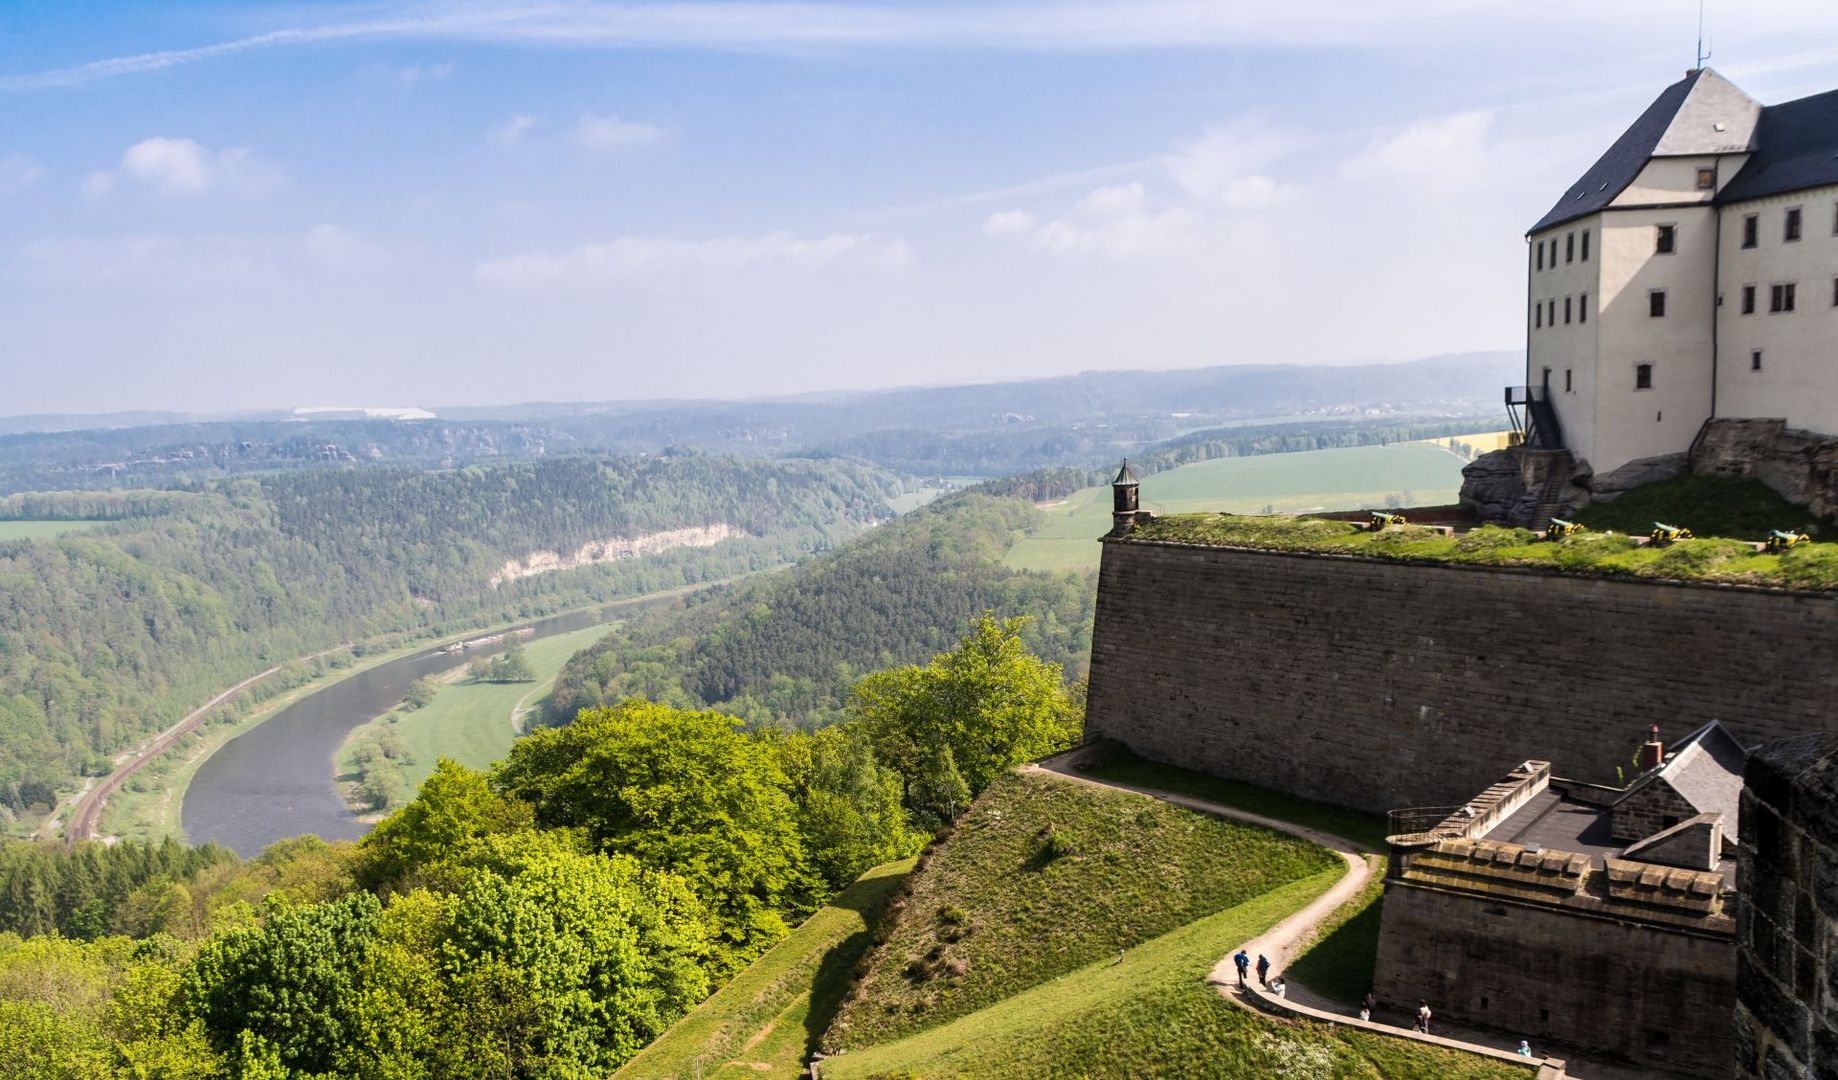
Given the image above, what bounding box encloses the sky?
[4,2,1838,414]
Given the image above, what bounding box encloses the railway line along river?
[181,592,680,857]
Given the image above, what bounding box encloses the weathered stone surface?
[1694,418,1838,523]
[1085,540,1838,812]
[1460,448,1526,523]
[1590,452,1690,500]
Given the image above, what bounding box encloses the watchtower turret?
[1110,460,1140,537]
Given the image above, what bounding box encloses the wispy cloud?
[0,153,45,196]
[476,230,910,285]
[83,137,277,199]
[21,1,1838,91]
[572,113,662,149]
[491,113,540,145]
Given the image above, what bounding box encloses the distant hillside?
[0,353,1515,492]
[0,455,898,821]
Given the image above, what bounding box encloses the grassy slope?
[1131,512,1838,590]
[0,520,105,540]
[336,622,615,799]
[821,875,1520,1080]
[1575,473,1830,539]
[1007,443,1467,573]
[825,770,1339,1052]
[617,859,914,1080]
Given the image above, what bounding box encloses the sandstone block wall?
[1611,783,1701,844]
[1735,732,1838,1078]
[1374,882,1734,1076]
[1085,539,1838,811]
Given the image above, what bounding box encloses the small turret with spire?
[1110,460,1141,537]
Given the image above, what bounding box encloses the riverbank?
[332,620,621,818]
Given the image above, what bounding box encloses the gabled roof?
[1529,69,1760,235]
[1717,86,1838,203]
[1645,720,1747,843]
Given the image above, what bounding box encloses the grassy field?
[1129,511,1838,591]
[336,621,618,802]
[616,859,914,1080]
[0,519,105,540]
[1286,869,1385,1006]
[824,770,1339,1052]
[1006,443,1466,573]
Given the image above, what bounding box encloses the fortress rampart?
[1084,537,1838,812]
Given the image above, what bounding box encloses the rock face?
[1591,452,1688,501]
[1459,447,1590,527]
[1735,732,1838,1079]
[1693,418,1838,522]
[1458,448,1525,523]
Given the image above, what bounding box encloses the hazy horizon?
[6,2,1838,414]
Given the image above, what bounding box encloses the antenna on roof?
[1695,0,1713,71]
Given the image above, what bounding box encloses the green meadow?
[0,519,106,540]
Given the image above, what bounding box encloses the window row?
[1738,203,1838,248]
[1735,278,1838,313]
[1534,228,1590,272]
[1532,293,1589,328]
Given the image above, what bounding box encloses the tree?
[401,677,439,711]
[780,727,924,888]
[357,759,532,891]
[850,613,1080,820]
[492,700,811,970]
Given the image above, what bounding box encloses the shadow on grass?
[1285,887,1383,1005]
[800,867,910,1061]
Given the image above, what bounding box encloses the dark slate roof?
[1652,720,1747,843]
[1112,461,1137,485]
[1529,68,1761,235]
[1718,86,1838,203]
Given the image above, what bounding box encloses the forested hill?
[0,456,899,820]
[547,489,1094,730]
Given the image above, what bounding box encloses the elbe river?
[181,595,671,857]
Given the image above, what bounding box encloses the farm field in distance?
[1005,441,1473,573]
[336,620,619,806]
[0,519,105,540]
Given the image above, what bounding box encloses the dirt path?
[1027,753,1587,1078]
[63,644,350,844]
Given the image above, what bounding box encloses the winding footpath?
[1027,752,1589,1080]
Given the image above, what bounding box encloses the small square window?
[1752,350,1764,371]
[1742,285,1756,314]
[1771,283,1797,313]
[1743,214,1759,248]
[1786,207,1803,242]
[1581,229,1590,261]
[1649,290,1667,318]
[1579,292,1588,323]
[1636,363,1654,390]
[1656,224,1676,254]
[1696,167,1715,190]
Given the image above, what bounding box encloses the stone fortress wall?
[1084,538,1838,813]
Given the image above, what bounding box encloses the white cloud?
[476,230,910,285]
[0,153,44,195]
[1342,110,1495,191]
[491,113,539,145]
[988,180,1196,258]
[1166,121,1299,207]
[393,60,454,85]
[982,209,1035,237]
[572,113,662,149]
[84,137,276,198]
[303,224,388,269]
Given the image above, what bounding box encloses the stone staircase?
[1520,449,1577,531]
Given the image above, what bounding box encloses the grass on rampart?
[823,769,1340,1053]
[820,871,1522,1080]
[616,859,913,1080]
[1127,511,1838,590]
[1573,473,1828,539]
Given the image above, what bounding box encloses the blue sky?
[4,2,1838,414]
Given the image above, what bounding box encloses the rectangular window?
[1579,292,1588,323]
[1581,229,1590,261]
[1771,283,1797,312]
[1549,299,1556,325]
[1636,363,1653,390]
[1566,232,1575,263]
[1536,242,1543,271]
[1786,207,1803,242]
[1752,349,1764,371]
[1743,214,1759,248]
[1564,296,1572,324]
[1565,368,1573,392]
[1742,285,1757,314]
[1534,301,1541,328]
[1696,167,1715,190]
[1656,224,1676,254]
[1833,276,1838,307]
[1649,290,1667,317]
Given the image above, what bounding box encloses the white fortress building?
[1516,68,1838,488]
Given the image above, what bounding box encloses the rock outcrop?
[1692,418,1838,522]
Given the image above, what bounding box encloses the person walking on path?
[1360,991,1375,1022]
[1415,1001,1432,1034]
[1233,950,1250,986]
[1255,954,1270,988]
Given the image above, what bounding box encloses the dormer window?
[1655,224,1676,254]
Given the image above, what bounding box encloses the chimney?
[1637,725,1665,772]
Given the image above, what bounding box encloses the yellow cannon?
[1546,518,1584,539]
[1367,511,1408,531]
[1649,521,1693,545]
[1766,529,1811,553]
